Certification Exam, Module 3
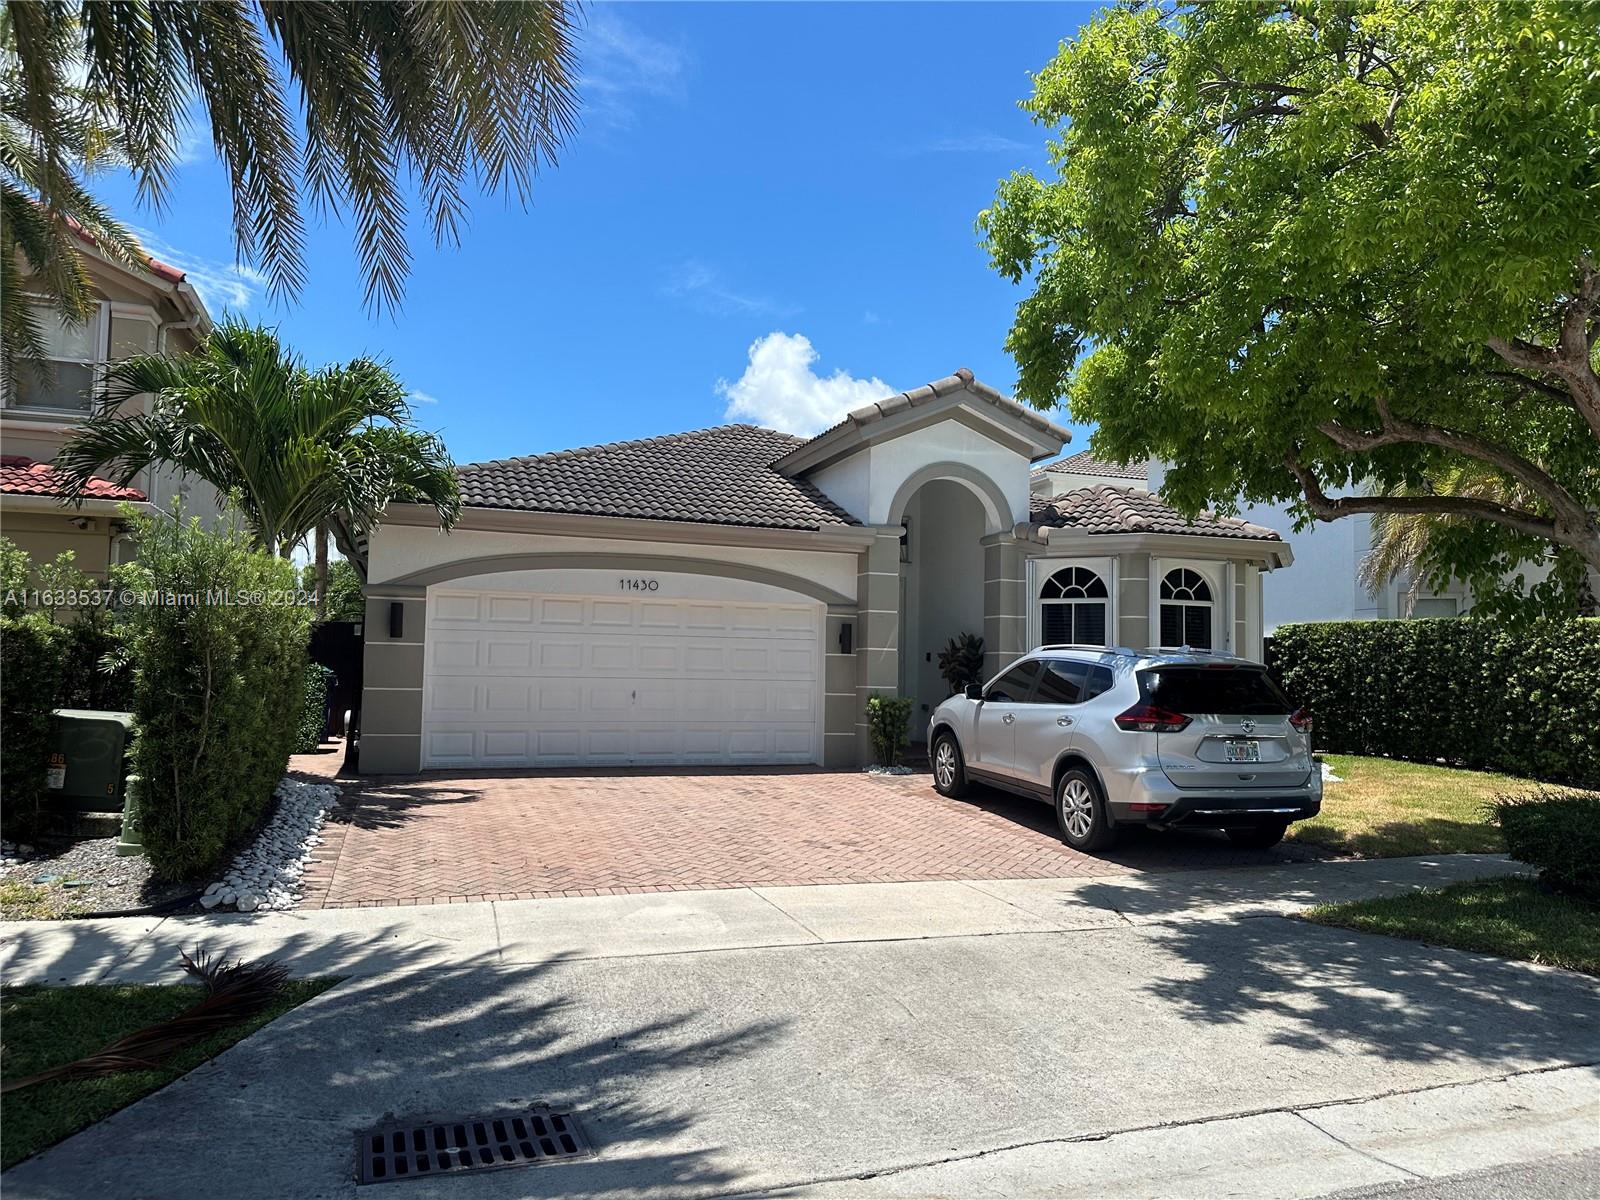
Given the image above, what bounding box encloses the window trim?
[1158,566,1215,650]
[1150,560,1222,652]
[1031,557,1116,649]
[8,297,111,415]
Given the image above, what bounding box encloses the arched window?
[1039,566,1108,646]
[1159,567,1213,649]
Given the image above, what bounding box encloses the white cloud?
[131,227,266,314]
[920,133,1031,154]
[579,10,690,129]
[663,260,786,317]
[717,332,894,436]
[408,390,439,406]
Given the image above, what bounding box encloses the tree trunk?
[314,525,328,621]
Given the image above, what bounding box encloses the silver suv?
[927,646,1321,852]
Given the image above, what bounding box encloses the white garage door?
[422,583,822,768]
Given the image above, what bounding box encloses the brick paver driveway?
[292,747,1320,909]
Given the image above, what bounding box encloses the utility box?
[47,709,134,813]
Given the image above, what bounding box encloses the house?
[358,370,1292,773]
[0,227,217,577]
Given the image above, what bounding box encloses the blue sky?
[94,2,1100,466]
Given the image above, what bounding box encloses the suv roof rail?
[1036,644,1143,656]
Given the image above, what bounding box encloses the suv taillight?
[1114,704,1192,733]
[1289,707,1313,734]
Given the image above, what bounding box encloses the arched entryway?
[893,477,989,726]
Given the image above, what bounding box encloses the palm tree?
[1,6,147,389]
[1356,465,1596,615]
[3,1,578,323]
[53,320,459,568]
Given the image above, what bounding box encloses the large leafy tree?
[3,0,578,336]
[981,0,1600,611]
[53,320,460,567]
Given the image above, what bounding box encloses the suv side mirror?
[964,683,984,701]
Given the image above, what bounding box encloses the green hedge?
[119,514,312,881]
[294,664,334,753]
[0,614,70,840]
[1493,791,1600,901]
[1271,619,1600,786]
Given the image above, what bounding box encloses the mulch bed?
[0,838,195,920]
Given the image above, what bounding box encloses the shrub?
[119,512,312,881]
[1492,791,1600,901]
[937,633,986,695]
[865,693,915,767]
[294,664,334,753]
[1270,618,1600,786]
[0,614,69,840]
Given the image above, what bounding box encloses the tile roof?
[777,367,1070,470]
[1037,450,1148,481]
[1029,486,1281,541]
[66,217,186,284]
[0,456,146,501]
[457,424,860,530]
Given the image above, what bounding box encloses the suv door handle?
[1002,713,1015,724]
[1057,716,1074,727]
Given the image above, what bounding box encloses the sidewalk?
[2,853,1525,986]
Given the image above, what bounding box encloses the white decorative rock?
[200,776,339,914]
[200,892,222,909]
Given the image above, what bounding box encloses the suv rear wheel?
[1226,821,1288,850]
[931,731,970,798]
[1056,768,1116,852]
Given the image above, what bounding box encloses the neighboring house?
[359,370,1292,773]
[0,227,218,577]
[1144,462,1479,628]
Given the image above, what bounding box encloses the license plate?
[1224,741,1261,763]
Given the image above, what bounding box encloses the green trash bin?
[46,709,134,814]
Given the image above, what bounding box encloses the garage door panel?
[486,595,535,624]
[590,599,634,627]
[540,598,585,625]
[590,641,634,670]
[484,640,533,670]
[539,641,583,670]
[424,584,821,768]
[432,592,481,622]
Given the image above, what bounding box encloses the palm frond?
[0,950,290,1094]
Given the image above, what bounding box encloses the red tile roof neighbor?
[1030,487,1281,541]
[65,217,186,285]
[457,424,860,531]
[0,456,146,501]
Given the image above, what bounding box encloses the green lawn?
[1288,754,1527,858]
[1305,876,1600,976]
[1,978,335,1170]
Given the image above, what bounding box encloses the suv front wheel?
[931,731,971,799]
[1056,768,1116,852]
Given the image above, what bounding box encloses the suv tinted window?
[1137,666,1291,715]
[1083,665,1115,700]
[985,660,1041,703]
[1033,659,1085,704]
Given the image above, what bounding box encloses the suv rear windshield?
[1137,666,1292,715]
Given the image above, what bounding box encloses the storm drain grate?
[356,1107,594,1184]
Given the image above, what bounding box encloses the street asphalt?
[1,854,1595,1199]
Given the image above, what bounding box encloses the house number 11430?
[618,578,659,592]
